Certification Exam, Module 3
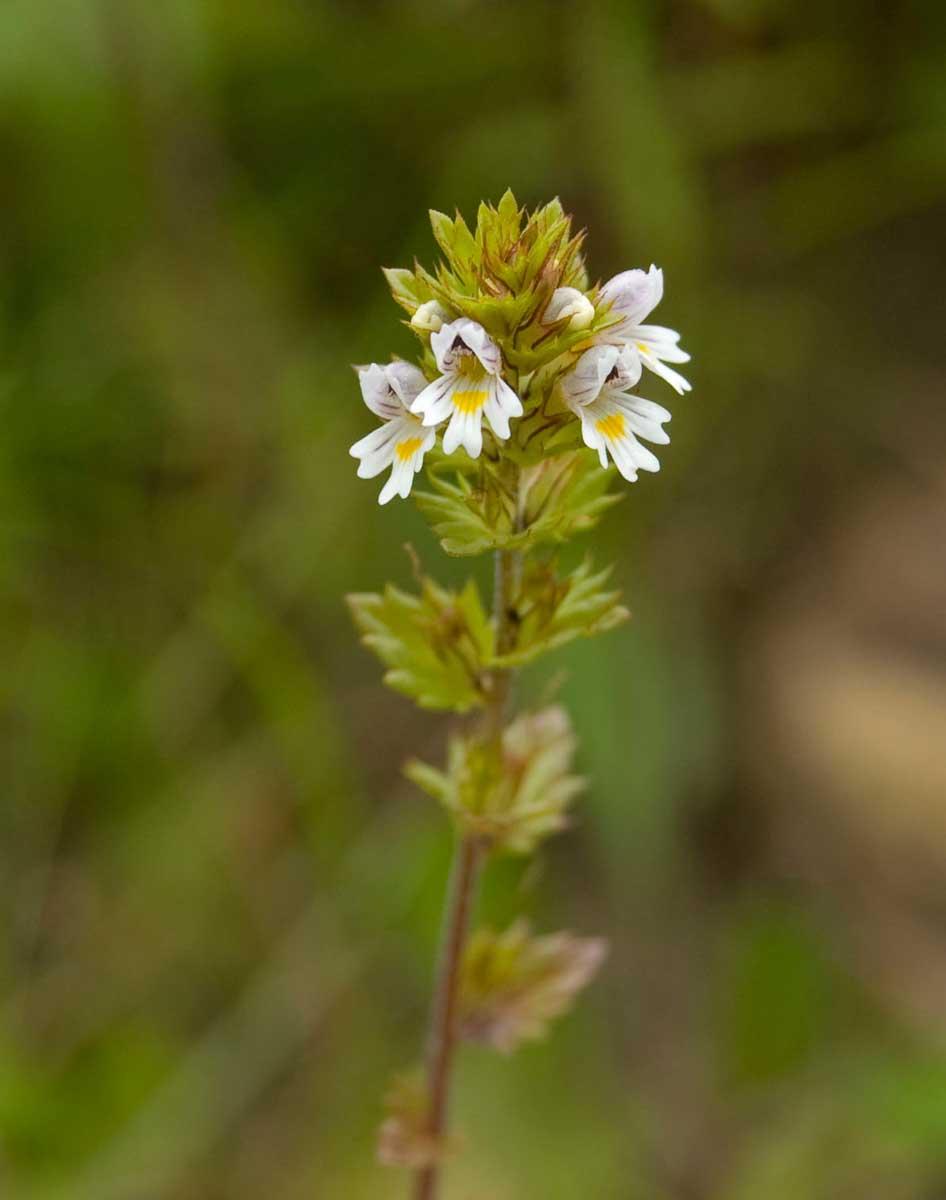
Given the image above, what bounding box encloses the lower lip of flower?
[452,389,488,414]
[396,437,424,461]
[596,413,625,440]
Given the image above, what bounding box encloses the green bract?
[457,920,607,1053]
[405,707,584,855]
[347,578,491,712]
[414,449,623,558]
[493,558,630,667]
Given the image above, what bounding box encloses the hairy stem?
[414,497,521,1200]
[413,832,481,1200]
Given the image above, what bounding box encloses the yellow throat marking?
[452,389,488,414]
[636,342,651,355]
[596,412,626,441]
[396,436,423,461]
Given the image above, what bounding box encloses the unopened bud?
[410,299,450,333]
[542,287,595,331]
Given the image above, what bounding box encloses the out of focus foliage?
[2,1,946,1198]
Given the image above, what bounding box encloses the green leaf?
[458,919,607,1052]
[491,557,629,668]
[410,706,584,853]
[413,467,514,557]
[402,758,450,804]
[496,187,522,231]
[382,266,431,314]
[347,576,492,711]
[377,1069,443,1170]
[428,209,477,282]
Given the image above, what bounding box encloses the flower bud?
[542,287,595,331]
[410,299,450,333]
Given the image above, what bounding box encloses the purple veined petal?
[411,374,454,422]
[613,393,672,427]
[350,419,400,464]
[385,360,429,407]
[358,363,403,420]
[598,264,663,327]
[612,343,643,389]
[611,394,672,445]
[560,345,622,409]
[580,394,666,480]
[431,317,500,375]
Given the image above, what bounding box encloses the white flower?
[410,299,450,333]
[350,362,436,505]
[411,318,523,459]
[560,345,671,484]
[542,287,595,331]
[598,264,691,395]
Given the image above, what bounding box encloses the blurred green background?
[3,0,946,1196]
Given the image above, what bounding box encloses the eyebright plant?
[347,192,691,1199]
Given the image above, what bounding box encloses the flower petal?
[410,299,450,333]
[485,376,523,439]
[358,363,403,420]
[598,264,663,328]
[386,361,429,407]
[635,324,690,363]
[641,355,691,395]
[559,345,622,409]
[412,375,454,424]
[431,318,501,375]
[559,344,641,410]
[542,287,595,330]
[577,390,670,483]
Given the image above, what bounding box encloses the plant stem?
[413,832,481,1200]
[413,533,521,1200]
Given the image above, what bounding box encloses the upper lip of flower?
[598,264,664,327]
[559,345,642,410]
[431,317,501,377]
[595,265,691,394]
